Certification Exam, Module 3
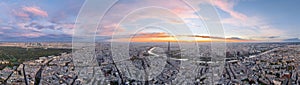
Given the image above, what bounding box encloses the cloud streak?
[12,10,29,18]
[213,0,247,21]
[22,6,48,17]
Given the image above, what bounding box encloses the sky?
[0,0,299,42]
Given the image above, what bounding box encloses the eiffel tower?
[168,41,170,52]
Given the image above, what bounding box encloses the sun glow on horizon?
[111,33,251,42]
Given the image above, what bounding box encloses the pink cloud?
[18,33,45,38]
[12,10,29,18]
[22,6,48,17]
[61,28,74,35]
[12,10,30,21]
[98,24,125,36]
[61,23,75,29]
[60,23,75,35]
[213,0,247,21]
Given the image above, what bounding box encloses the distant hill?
[283,38,300,42]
